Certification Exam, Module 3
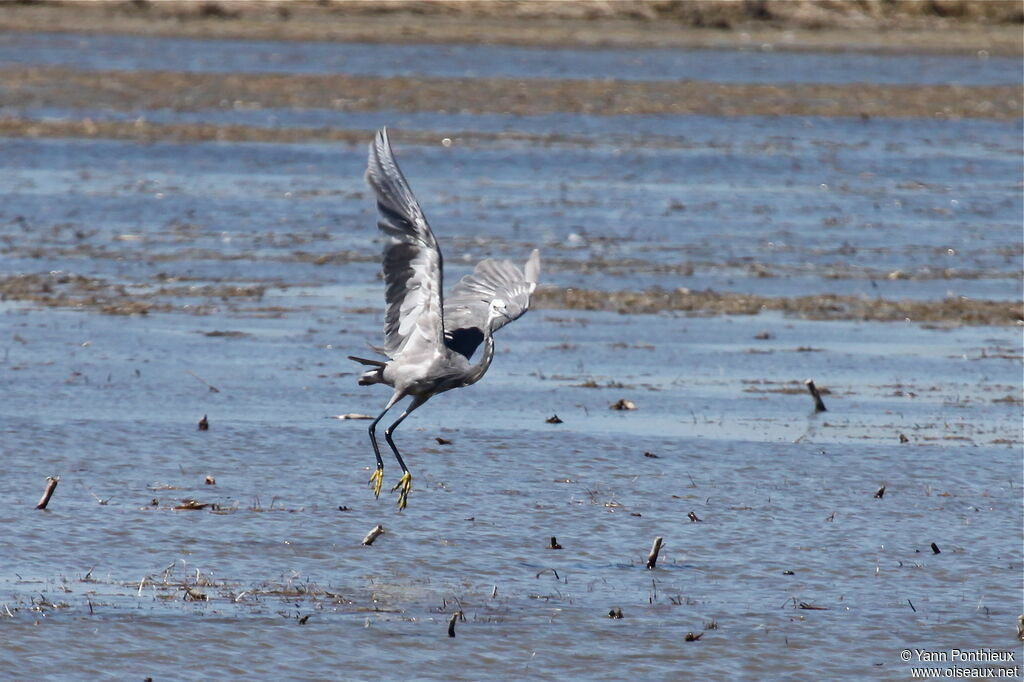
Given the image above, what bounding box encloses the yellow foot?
[368,467,384,499]
[391,471,413,510]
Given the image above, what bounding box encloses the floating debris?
[175,499,214,510]
[183,586,208,602]
[362,524,384,546]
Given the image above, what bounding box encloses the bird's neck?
[465,319,496,385]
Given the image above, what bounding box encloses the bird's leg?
[367,392,403,498]
[383,395,428,510]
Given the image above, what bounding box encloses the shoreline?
[0,2,1021,56]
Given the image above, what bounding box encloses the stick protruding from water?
[447,610,464,638]
[805,379,827,412]
[36,476,59,510]
[646,536,664,569]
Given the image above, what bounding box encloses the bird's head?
[488,298,511,325]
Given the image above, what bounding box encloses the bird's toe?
[368,467,384,498]
[392,472,413,510]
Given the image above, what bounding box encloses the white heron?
[349,129,540,509]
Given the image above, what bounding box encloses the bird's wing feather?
[365,128,445,358]
[444,249,540,359]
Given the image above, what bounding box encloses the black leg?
[383,395,427,509]
[367,392,403,497]
[383,396,428,473]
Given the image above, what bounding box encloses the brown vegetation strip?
[533,287,1023,326]
[1,1,1021,55]
[4,67,1019,122]
[0,118,590,148]
[2,273,1020,326]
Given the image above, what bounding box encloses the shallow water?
[0,31,1018,84]
[1,31,1022,682]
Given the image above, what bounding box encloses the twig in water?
[186,370,220,393]
[805,379,827,412]
[646,536,664,569]
[535,568,559,580]
[35,476,59,509]
[447,610,464,638]
[362,524,385,546]
[907,598,917,612]
[491,585,498,599]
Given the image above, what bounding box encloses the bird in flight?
[349,129,540,510]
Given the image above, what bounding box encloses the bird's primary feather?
[365,129,446,359]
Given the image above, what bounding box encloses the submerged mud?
[2,66,1019,123]
[535,286,1023,326]
[3,272,1019,326]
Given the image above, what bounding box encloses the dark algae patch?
[534,286,1023,326]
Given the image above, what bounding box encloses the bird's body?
[350,128,540,509]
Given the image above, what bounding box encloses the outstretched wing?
[365,128,445,358]
[443,250,540,359]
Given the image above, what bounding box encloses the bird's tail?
[348,355,386,386]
